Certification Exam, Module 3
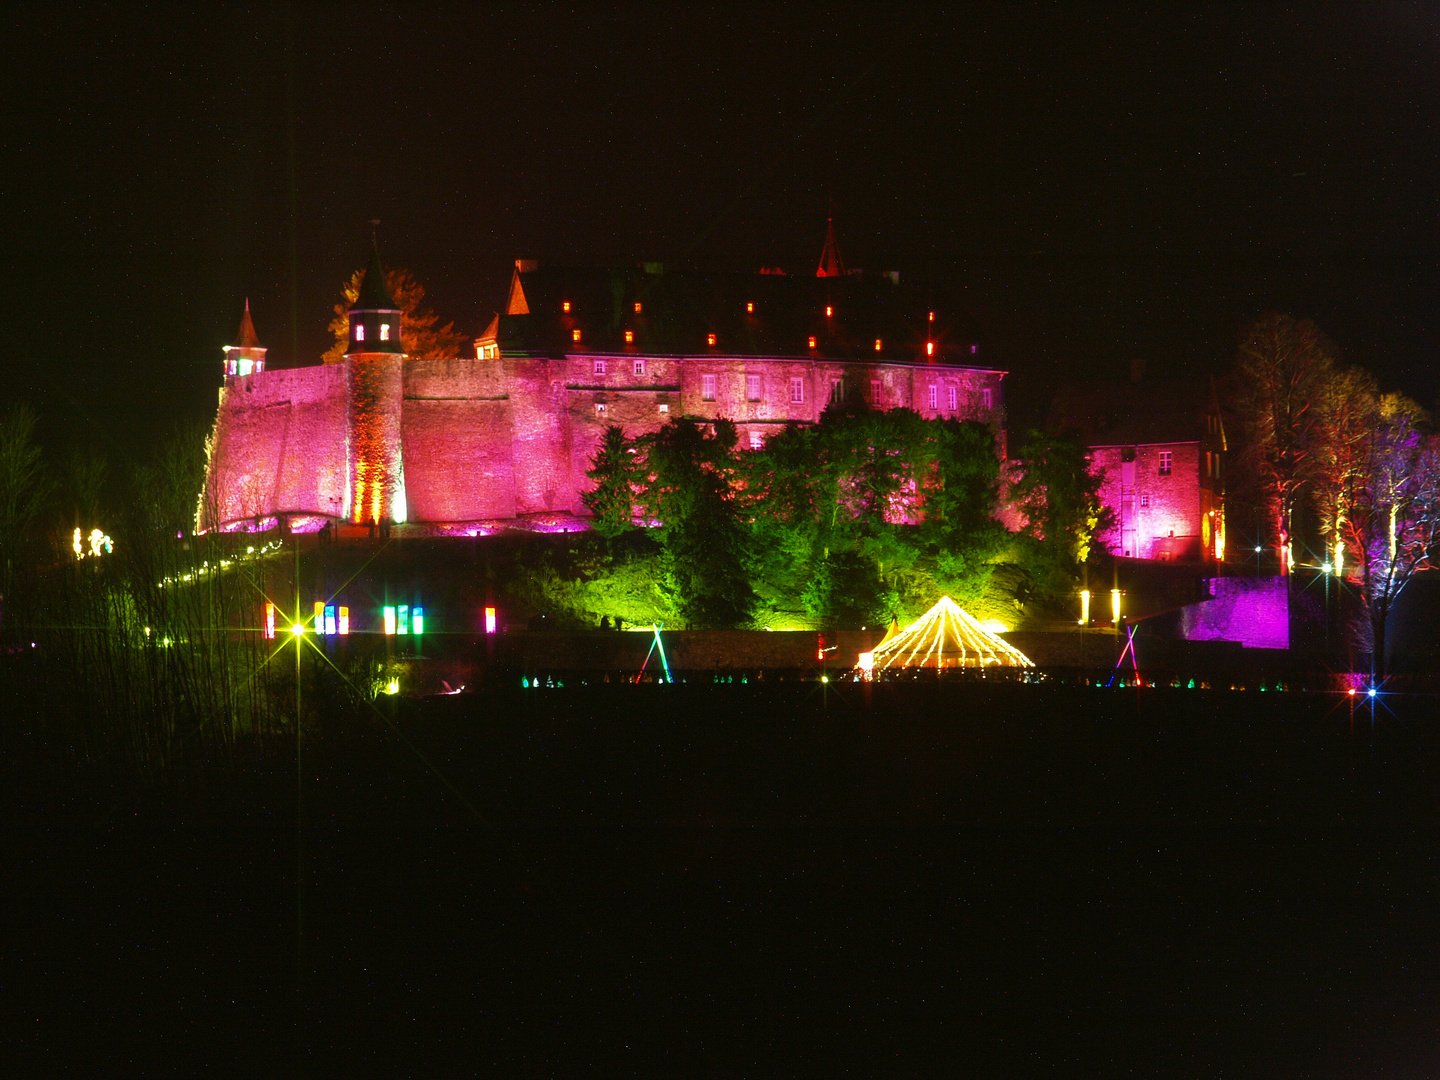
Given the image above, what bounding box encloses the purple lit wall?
[1180,577,1289,650]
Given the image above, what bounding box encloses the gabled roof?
[233,298,261,349]
[1047,375,1220,447]
[483,264,995,366]
[353,246,399,312]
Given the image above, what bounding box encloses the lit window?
[238,358,252,376]
[790,378,805,404]
[572,328,582,343]
[971,344,978,354]
[594,358,606,376]
[658,403,669,414]
[634,302,642,314]
[625,330,635,344]
[746,302,755,314]
[928,311,935,323]
[808,336,817,350]
[355,324,365,342]
[380,323,390,341]
[563,301,571,313]
[926,341,935,357]
[870,379,882,404]
[928,385,938,410]
[982,387,992,409]
[596,402,607,414]
[825,305,833,318]
[947,385,957,411]
[874,339,882,352]
[1140,494,1150,508]
[746,374,761,401]
[830,379,842,403]
[1159,451,1173,476]
[707,333,717,347]
[749,430,763,450]
[633,359,645,375]
[702,373,717,401]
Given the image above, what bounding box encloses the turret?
[346,245,404,356]
[222,299,267,378]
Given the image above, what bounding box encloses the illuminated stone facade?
[201,261,1007,534]
[1048,371,1226,563]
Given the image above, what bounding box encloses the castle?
[201,237,1008,536]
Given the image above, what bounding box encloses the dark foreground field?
[4,681,1439,1076]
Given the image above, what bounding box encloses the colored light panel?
[314,601,325,635]
[264,601,276,639]
[324,605,336,636]
[1079,589,1090,625]
[485,606,497,634]
[338,606,350,635]
[398,604,409,635]
[412,607,424,636]
[1111,588,1122,623]
[383,606,397,635]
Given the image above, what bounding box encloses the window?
[702,373,717,401]
[572,329,582,343]
[1159,451,1173,476]
[982,387,992,410]
[562,301,571,313]
[808,336,817,350]
[749,430,763,450]
[971,344,978,355]
[238,358,252,377]
[380,323,390,341]
[1140,494,1150,508]
[658,403,669,414]
[595,403,607,414]
[355,324,365,342]
[593,359,607,376]
[790,378,805,404]
[746,374,761,401]
[874,338,883,352]
[707,333,717,347]
[633,302,642,314]
[927,385,938,410]
[926,341,935,357]
[870,379,883,405]
[947,385,958,412]
[830,379,843,403]
[633,359,645,375]
[746,302,754,314]
[625,330,635,344]
[825,305,833,318]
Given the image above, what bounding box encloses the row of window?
[353,322,392,343]
[568,327,964,355]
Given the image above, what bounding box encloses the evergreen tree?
[583,425,640,538]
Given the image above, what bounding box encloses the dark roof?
[352,246,399,312]
[485,265,994,365]
[233,298,261,349]
[1047,376,1216,446]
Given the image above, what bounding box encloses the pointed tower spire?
[346,239,403,356]
[817,216,846,278]
[222,299,267,378]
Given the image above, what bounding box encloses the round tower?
[222,299,267,378]
[345,244,407,526]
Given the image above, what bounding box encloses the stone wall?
[1091,441,1202,560]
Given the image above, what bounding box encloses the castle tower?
[345,245,407,525]
[816,217,846,278]
[222,299,267,378]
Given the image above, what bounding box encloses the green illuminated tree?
[1010,429,1112,600]
[323,267,466,363]
[583,425,640,538]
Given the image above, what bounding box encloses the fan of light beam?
[867,596,1033,670]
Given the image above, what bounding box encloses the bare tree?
[1232,313,1338,575]
[0,405,50,604]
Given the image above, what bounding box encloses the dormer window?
[380,323,390,342]
[563,301,571,313]
[355,324,365,342]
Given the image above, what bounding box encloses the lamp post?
[1322,561,1333,653]
[1255,545,1263,578]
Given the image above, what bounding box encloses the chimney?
[1128,357,1147,383]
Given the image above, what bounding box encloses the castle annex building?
[201,244,1008,535]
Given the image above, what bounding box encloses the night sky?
[3,3,1437,453]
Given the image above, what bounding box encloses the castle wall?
[504,358,575,516]
[401,357,517,522]
[1091,442,1202,560]
[203,365,348,529]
